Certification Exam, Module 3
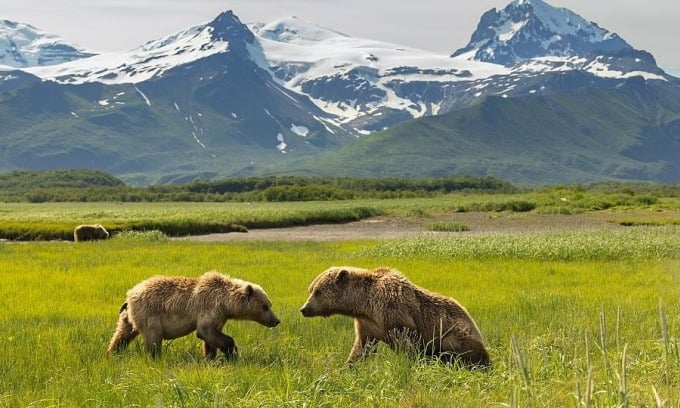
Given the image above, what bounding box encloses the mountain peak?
[208,10,254,45]
[25,10,258,85]
[0,19,96,68]
[451,0,632,66]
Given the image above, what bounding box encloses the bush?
[426,222,470,232]
[460,200,536,213]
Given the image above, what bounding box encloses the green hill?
[0,169,124,190]
[281,78,680,184]
[0,64,349,186]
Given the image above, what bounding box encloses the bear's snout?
[268,317,281,327]
[262,312,280,328]
[300,304,313,317]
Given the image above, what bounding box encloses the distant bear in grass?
[107,271,280,359]
[73,224,109,242]
[300,266,491,368]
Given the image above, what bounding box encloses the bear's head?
[95,225,110,239]
[300,266,368,318]
[238,282,280,328]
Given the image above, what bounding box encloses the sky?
[1,0,679,76]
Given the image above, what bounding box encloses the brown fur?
[73,224,109,242]
[300,266,491,368]
[107,271,280,359]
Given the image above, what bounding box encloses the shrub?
[426,222,470,232]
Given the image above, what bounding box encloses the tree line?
[1,169,677,203]
[0,170,516,202]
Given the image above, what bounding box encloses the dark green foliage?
[0,171,515,202]
[479,200,536,212]
[187,175,514,201]
[0,169,124,190]
[426,222,471,232]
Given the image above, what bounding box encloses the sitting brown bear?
[107,271,280,359]
[73,224,109,242]
[300,266,491,368]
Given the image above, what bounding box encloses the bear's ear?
[336,269,349,284]
[244,284,254,297]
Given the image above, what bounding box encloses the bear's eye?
[262,304,269,312]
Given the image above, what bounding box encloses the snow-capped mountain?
[0,11,347,184]
[1,1,679,184]
[0,19,95,68]
[451,0,633,66]
[14,4,673,135]
[251,12,671,132]
[24,12,242,84]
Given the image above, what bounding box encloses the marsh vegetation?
[0,178,678,406]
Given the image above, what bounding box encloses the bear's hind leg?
[107,304,139,354]
[142,332,163,358]
[196,326,238,360]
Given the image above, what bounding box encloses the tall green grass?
[363,226,680,261]
[0,202,382,240]
[0,228,678,406]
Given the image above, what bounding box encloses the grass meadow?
[0,188,678,240]
[0,197,679,407]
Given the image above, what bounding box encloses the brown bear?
[107,271,280,359]
[300,266,491,368]
[73,224,109,242]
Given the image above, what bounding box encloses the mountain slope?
[282,78,680,184]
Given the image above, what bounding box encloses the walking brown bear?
[300,266,491,368]
[107,271,280,359]
[73,224,109,242]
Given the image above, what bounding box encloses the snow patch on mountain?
[516,56,667,81]
[290,124,309,137]
[135,87,152,105]
[276,133,287,152]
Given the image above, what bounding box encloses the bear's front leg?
[202,341,218,360]
[197,326,238,361]
[347,319,379,365]
[141,317,163,358]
